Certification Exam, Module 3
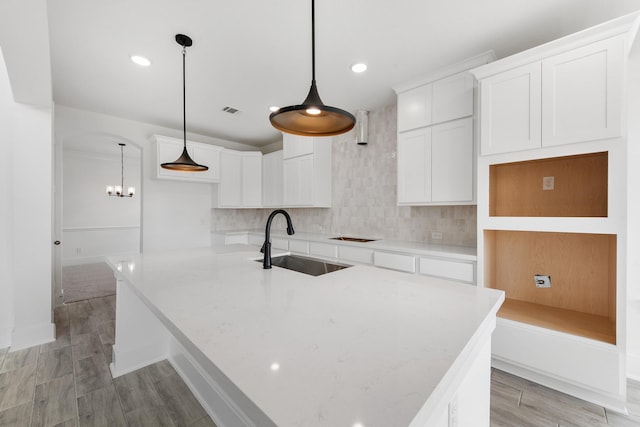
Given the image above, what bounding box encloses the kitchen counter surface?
[108,245,503,426]
[217,229,477,261]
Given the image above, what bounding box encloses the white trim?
[63,225,140,232]
[0,326,12,349]
[9,322,54,351]
[109,343,168,378]
[628,353,640,381]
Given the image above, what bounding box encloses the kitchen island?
[107,245,504,427]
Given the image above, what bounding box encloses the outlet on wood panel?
[431,231,443,240]
[534,274,551,288]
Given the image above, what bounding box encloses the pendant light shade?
[161,34,208,172]
[269,0,355,137]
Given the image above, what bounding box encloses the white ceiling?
[47,0,640,147]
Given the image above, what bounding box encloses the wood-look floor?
[0,294,638,426]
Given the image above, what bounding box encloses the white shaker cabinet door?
[283,154,314,206]
[432,71,474,124]
[397,127,431,204]
[262,150,283,207]
[397,84,433,132]
[241,153,262,207]
[219,150,242,207]
[431,118,474,202]
[541,36,624,147]
[479,62,542,155]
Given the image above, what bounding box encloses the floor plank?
[153,372,207,426]
[113,369,163,413]
[628,379,640,418]
[41,306,72,354]
[124,404,176,427]
[142,360,176,383]
[74,353,113,398]
[77,384,126,427]
[189,415,218,427]
[31,373,76,427]
[68,301,97,336]
[0,347,39,374]
[71,334,104,362]
[37,346,74,385]
[0,363,37,411]
[96,321,115,346]
[605,410,640,427]
[0,401,32,426]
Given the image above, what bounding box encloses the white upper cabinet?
[394,51,495,206]
[475,35,625,155]
[478,62,542,155]
[397,84,433,132]
[397,127,432,203]
[432,71,474,124]
[282,134,332,207]
[541,37,624,146]
[262,150,283,207]
[213,150,262,208]
[152,135,222,183]
[431,118,474,202]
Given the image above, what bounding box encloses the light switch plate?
[543,176,555,190]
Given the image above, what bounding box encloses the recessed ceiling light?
[131,55,151,67]
[269,106,280,112]
[351,63,367,73]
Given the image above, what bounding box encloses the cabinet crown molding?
[470,11,640,80]
[393,50,496,94]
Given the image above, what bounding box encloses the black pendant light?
[269,0,355,137]
[161,34,208,172]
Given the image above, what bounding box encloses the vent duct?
[222,106,240,115]
[355,110,369,145]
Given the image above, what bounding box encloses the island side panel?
[110,277,171,377]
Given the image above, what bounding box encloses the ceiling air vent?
[222,106,240,115]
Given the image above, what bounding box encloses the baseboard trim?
[492,357,627,413]
[10,322,55,351]
[628,353,640,381]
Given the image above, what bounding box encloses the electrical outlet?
[76,247,82,255]
[534,274,551,288]
[431,231,443,240]
[543,176,555,190]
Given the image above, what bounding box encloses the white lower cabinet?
[289,240,309,254]
[309,242,337,259]
[419,257,475,284]
[373,252,416,273]
[338,246,374,264]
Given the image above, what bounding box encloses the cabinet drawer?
[374,252,416,273]
[271,238,288,251]
[289,240,309,254]
[419,257,474,283]
[309,242,337,258]
[338,246,373,264]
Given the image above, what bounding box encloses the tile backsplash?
[212,103,477,247]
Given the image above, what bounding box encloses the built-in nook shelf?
[484,230,616,344]
[489,152,608,217]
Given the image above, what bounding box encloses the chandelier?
[106,143,135,197]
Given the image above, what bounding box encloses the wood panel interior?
[484,230,616,344]
[489,152,608,217]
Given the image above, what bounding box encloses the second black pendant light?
[161,34,208,172]
[269,0,355,137]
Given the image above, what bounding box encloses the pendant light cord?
[120,144,124,190]
[311,0,315,83]
[182,45,187,150]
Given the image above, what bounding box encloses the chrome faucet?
[262,209,295,269]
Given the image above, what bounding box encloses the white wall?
[54,106,257,256]
[0,0,55,350]
[62,148,141,265]
[0,48,15,347]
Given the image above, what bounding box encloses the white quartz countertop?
[108,245,502,427]
[219,229,477,261]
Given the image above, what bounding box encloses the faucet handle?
[260,241,266,253]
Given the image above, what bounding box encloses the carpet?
[63,262,116,303]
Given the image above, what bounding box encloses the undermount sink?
[330,236,377,243]
[257,254,351,276]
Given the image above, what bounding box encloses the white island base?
[107,246,503,427]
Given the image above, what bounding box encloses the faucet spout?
[263,209,295,269]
